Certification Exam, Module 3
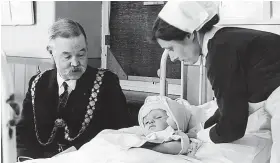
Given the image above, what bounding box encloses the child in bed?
[138,96,202,155]
[18,96,202,162]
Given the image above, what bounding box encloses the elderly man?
[16,18,131,159]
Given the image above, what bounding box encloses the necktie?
[58,82,69,111]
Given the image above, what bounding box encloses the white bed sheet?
[20,100,272,163]
[195,132,272,163]
[20,128,272,163]
[252,136,272,163]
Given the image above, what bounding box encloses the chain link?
[31,69,106,145]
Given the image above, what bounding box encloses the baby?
[138,96,201,155]
[17,96,202,163]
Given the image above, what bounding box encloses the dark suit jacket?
[205,27,280,143]
[16,66,132,158]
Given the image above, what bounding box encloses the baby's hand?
[187,126,200,138]
[186,132,197,138]
[174,130,186,137]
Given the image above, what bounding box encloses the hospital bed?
[18,51,272,163]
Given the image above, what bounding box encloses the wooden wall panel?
[14,64,26,101]
[25,65,38,93]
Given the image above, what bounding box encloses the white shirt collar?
[192,26,222,66]
[57,73,77,95]
[201,26,222,57]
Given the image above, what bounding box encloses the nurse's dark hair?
[150,14,219,42]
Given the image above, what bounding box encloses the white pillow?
[175,98,205,133]
[246,107,271,133]
[176,99,218,128]
[176,99,271,134]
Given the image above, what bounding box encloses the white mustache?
[71,67,82,72]
[68,66,85,73]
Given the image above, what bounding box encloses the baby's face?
[143,109,169,132]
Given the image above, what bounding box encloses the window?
[219,1,280,25]
[1,1,35,26]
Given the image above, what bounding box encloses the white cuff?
[178,134,190,155]
[197,125,214,143]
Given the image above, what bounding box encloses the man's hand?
[53,146,77,157]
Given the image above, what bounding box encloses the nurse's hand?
[204,108,221,129]
[197,126,214,143]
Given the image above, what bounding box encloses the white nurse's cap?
[158,1,218,33]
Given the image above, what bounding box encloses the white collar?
[194,26,222,66]
[201,26,222,57]
[57,73,77,93]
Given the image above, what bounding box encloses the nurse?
[150,1,280,163]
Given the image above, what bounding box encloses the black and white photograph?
[1,1,280,163]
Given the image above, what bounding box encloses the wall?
[1,1,55,58]
[6,60,51,101]
[1,1,102,60]
[55,1,102,59]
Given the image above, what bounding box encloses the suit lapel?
[35,69,59,122]
[47,69,59,111]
